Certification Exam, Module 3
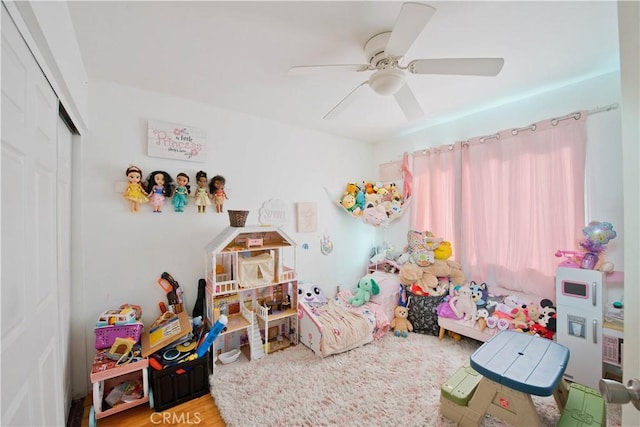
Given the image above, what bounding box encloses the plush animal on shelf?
[390,306,413,337]
[448,285,477,322]
[348,276,380,307]
[362,204,387,226]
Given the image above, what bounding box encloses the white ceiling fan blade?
[288,64,370,75]
[323,81,369,120]
[409,58,505,76]
[394,83,424,121]
[385,2,436,58]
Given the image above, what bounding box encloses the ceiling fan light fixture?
[369,68,406,96]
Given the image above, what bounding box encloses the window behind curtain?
[412,115,587,300]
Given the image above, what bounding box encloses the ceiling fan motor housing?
[369,68,406,96]
[364,32,393,66]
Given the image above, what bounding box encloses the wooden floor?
[81,393,225,427]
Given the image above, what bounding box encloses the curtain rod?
[411,102,619,155]
[550,102,619,125]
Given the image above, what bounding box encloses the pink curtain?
[411,145,462,252]
[411,114,587,300]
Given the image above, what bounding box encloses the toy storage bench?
[89,350,150,427]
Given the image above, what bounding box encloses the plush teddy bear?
[348,276,380,307]
[509,303,540,331]
[390,306,413,337]
[398,259,465,296]
[448,285,477,322]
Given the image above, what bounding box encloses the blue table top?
[469,330,569,396]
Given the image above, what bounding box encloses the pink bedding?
[334,290,391,339]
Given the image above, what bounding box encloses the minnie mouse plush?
[533,298,557,339]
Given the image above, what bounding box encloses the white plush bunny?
[448,284,477,322]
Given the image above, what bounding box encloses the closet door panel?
[1,6,64,426]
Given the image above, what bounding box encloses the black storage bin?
[149,351,210,412]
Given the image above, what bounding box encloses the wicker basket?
[228,210,249,227]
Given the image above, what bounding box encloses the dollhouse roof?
[205,226,296,254]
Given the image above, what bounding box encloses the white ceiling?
[67,1,620,143]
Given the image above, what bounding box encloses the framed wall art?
[147,119,207,162]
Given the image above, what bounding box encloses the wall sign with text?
[147,120,207,162]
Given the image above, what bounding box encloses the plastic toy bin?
[94,323,144,349]
[149,351,211,411]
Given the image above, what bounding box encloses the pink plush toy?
[448,285,477,322]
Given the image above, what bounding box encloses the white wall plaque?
[147,119,207,162]
[258,199,287,227]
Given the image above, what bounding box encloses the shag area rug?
[210,333,621,427]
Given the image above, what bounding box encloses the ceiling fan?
[289,2,504,121]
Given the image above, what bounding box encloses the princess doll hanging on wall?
[209,175,228,213]
[172,172,190,212]
[194,170,212,213]
[123,165,149,212]
[144,170,174,213]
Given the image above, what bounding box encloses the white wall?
[372,71,624,274]
[5,0,89,130]
[74,78,375,391]
[617,1,639,424]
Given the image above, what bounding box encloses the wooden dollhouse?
[204,226,298,371]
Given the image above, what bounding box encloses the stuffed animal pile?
[337,181,408,226]
[396,230,466,296]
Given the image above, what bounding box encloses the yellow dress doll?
[123,165,149,212]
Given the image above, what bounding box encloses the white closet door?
[57,116,73,421]
[1,6,65,426]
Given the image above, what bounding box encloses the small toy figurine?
[194,170,211,213]
[209,175,228,213]
[144,170,174,213]
[123,165,149,212]
[172,172,190,212]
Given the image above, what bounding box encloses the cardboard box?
[141,310,192,357]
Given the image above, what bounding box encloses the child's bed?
[436,288,557,342]
[298,271,401,357]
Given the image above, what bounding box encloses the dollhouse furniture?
[88,349,150,427]
[204,226,298,372]
[446,330,570,427]
[238,253,274,287]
